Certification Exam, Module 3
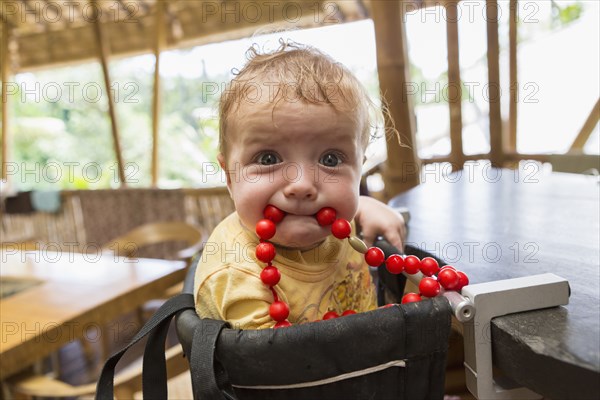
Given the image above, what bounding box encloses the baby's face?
[219,98,364,250]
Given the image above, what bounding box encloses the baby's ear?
[217,153,226,170]
[217,153,233,197]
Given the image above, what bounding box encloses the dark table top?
[389,166,600,399]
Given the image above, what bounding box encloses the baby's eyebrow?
[241,131,279,147]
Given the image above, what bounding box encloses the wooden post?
[486,0,503,167]
[372,0,421,198]
[570,99,600,152]
[92,4,127,186]
[446,2,464,171]
[151,2,165,187]
[1,23,9,182]
[508,0,518,152]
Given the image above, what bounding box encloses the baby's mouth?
[277,208,320,219]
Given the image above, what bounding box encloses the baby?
[194,42,405,329]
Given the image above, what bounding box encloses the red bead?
[420,257,440,277]
[256,219,276,240]
[404,255,421,274]
[274,320,292,329]
[438,268,460,290]
[322,311,339,320]
[256,242,276,263]
[316,207,337,226]
[419,277,441,298]
[401,293,422,304]
[456,271,469,291]
[385,254,404,274]
[440,265,456,272]
[263,205,285,223]
[342,310,357,316]
[331,219,352,239]
[269,301,290,322]
[365,247,385,266]
[260,266,281,286]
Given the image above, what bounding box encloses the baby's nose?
[282,168,317,199]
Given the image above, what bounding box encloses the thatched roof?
[0,0,379,72]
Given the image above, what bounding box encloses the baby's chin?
[271,222,329,251]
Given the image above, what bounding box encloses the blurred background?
[2,0,598,193]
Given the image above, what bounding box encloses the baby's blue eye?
[320,153,341,167]
[258,153,280,165]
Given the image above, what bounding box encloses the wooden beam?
[446,1,464,171]
[371,0,421,198]
[14,1,329,72]
[92,2,126,186]
[508,0,518,152]
[486,0,503,167]
[505,152,548,162]
[570,98,600,152]
[1,23,10,182]
[151,1,166,187]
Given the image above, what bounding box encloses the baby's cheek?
[336,191,360,221]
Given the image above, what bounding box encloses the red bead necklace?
[255,205,469,328]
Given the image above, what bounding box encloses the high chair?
[97,254,453,400]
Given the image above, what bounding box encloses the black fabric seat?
[176,261,452,400]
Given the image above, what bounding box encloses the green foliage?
[8,58,229,190]
[552,1,583,28]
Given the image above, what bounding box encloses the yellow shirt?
[194,212,376,329]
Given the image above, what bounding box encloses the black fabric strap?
[142,312,172,398]
[95,293,195,400]
[189,319,230,399]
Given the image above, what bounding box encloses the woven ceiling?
[0,0,378,72]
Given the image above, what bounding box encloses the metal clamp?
[405,271,569,399]
[460,273,570,399]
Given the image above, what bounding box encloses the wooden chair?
[102,221,205,265]
[7,222,205,399]
[95,222,205,355]
[103,221,205,299]
[8,344,190,399]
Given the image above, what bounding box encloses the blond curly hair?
[218,40,382,158]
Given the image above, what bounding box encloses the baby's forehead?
[230,97,358,132]
[231,75,352,106]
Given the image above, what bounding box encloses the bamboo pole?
[371,0,421,198]
[486,0,503,167]
[508,0,518,152]
[570,99,600,152]
[92,3,126,186]
[446,2,464,171]
[1,23,9,182]
[151,2,166,187]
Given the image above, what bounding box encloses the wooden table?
[389,167,600,399]
[0,250,186,378]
